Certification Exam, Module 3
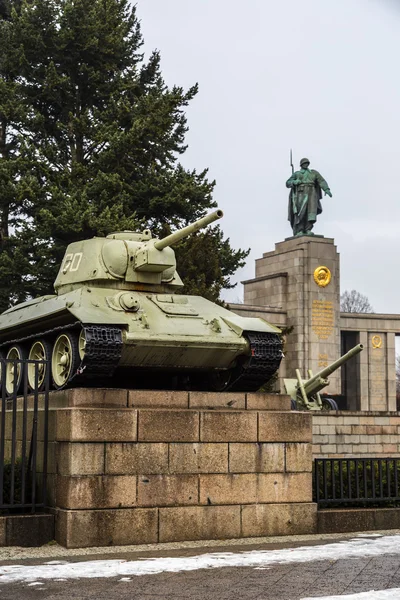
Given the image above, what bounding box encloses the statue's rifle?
[290,149,297,215]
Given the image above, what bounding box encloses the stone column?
[386,332,396,412]
[358,331,369,411]
[368,332,386,411]
[243,236,341,395]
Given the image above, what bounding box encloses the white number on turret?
[62,252,83,274]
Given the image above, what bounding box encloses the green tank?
[0,209,283,394]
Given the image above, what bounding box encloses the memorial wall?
[230,236,398,412]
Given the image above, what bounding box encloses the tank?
[0,209,283,394]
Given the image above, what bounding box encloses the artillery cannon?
[284,344,364,411]
[0,209,283,394]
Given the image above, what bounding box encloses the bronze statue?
[286,157,332,237]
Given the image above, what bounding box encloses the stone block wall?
[37,389,317,548]
[242,237,342,396]
[313,412,400,458]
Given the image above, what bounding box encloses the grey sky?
[137,0,400,312]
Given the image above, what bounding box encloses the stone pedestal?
[243,236,341,395]
[38,388,316,548]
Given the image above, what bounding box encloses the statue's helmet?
[300,158,310,167]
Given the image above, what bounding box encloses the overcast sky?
[137,0,400,312]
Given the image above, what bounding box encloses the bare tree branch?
[340,290,374,313]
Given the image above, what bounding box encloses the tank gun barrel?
[305,344,363,392]
[154,209,224,251]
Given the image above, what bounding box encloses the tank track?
[75,325,123,382]
[0,324,281,392]
[226,331,283,392]
[0,322,123,387]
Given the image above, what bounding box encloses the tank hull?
[0,286,283,391]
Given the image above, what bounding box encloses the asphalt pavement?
[1,532,400,600]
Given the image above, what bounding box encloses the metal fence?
[314,457,400,508]
[0,359,50,513]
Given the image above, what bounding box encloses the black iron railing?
[314,458,400,508]
[0,359,50,513]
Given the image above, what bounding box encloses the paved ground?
[1,533,400,599]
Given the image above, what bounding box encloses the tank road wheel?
[51,332,80,390]
[5,345,27,396]
[28,340,52,392]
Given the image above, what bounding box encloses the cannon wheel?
[321,397,338,411]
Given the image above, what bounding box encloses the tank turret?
[54,210,223,294]
[0,209,283,395]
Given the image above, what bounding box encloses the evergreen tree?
[0,0,248,311]
[0,0,34,309]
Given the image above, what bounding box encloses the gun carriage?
[284,344,363,411]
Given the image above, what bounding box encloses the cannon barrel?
[304,344,363,392]
[153,209,224,251]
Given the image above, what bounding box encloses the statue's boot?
[304,222,315,236]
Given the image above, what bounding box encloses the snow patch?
[0,535,399,584]
[301,589,400,600]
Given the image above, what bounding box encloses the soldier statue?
[286,157,332,237]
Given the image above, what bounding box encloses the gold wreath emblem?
[313,266,331,288]
[371,335,382,349]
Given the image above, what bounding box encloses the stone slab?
[317,507,400,534]
[56,409,137,442]
[199,473,258,505]
[129,390,189,408]
[56,475,137,509]
[285,443,313,472]
[56,508,158,548]
[257,472,312,503]
[199,472,312,505]
[57,442,105,476]
[229,443,284,473]
[259,412,312,443]
[137,474,198,507]
[159,505,241,543]
[246,393,291,411]
[0,519,5,546]
[189,392,245,410]
[105,443,169,475]
[169,443,228,474]
[138,410,199,442]
[52,388,129,407]
[200,412,257,442]
[1,514,54,547]
[241,502,317,537]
